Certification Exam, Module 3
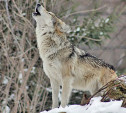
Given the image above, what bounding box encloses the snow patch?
[46,87,52,92]
[26,86,29,90]
[40,97,126,113]
[118,75,126,83]
[76,27,80,32]
[18,72,23,83]
[8,94,15,101]
[100,32,103,35]
[3,76,8,84]
[31,67,36,74]
[2,106,10,113]
[24,68,28,72]
[105,18,109,23]
[21,58,24,62]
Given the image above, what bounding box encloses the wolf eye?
[48,12,55,16]
[48,12,51,15]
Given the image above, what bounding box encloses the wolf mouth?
[33,4,41,16]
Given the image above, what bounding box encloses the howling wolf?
[32,4,117,108]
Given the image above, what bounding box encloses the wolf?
[32,4,117,108]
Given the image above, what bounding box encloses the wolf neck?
[36,26,72,61]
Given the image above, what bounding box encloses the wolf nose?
[37,3,41,8]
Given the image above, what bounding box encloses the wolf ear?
[60,22,71,33]
[52,16,71,33]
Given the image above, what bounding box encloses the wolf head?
[32,4,70,33]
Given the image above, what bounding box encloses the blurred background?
[0,0,126,113]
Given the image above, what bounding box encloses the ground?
[40,97,126,113]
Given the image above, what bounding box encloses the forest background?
[0,0,126,113]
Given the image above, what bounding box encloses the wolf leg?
[61,77,73,108]
[50,78,60,108]
[90,81,102,96]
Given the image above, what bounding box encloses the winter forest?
[0,0,126,113]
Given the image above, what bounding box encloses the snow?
[26,86,29,90]
[21,58,24,62]
[82,33,86,36]
[31,67,36,74]
[105,18,109,23]
[40,97,126,113]
[2,106,10,113]
[24,68,28,72]
[76,27,80,32]
[46,87,62,101]
[18,72,23,83]
[2,76,8,84]
[82,28,86,31]
[118,75,126,83]
[46,87,52,92]
[8,94,15,101]
[100,32,103,35]
[22,13,26,16]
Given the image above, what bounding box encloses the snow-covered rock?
[40,97,126,113]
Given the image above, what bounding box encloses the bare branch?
[62,5,107,19]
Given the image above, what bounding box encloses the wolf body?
[33,4,117,108]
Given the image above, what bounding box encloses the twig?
[75,35,102,42]
[4,0,22,50]
[12,47,36,58]
[14,11,34,30]
[81,80,115,105]
[11,53,39,113]
[62,5,107,19]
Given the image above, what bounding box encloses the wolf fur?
[32,4,117,108]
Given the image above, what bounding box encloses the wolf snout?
[32,4,41,16]
[36,4,41,13]
[36,3,41,8]
[35,7,40,14]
